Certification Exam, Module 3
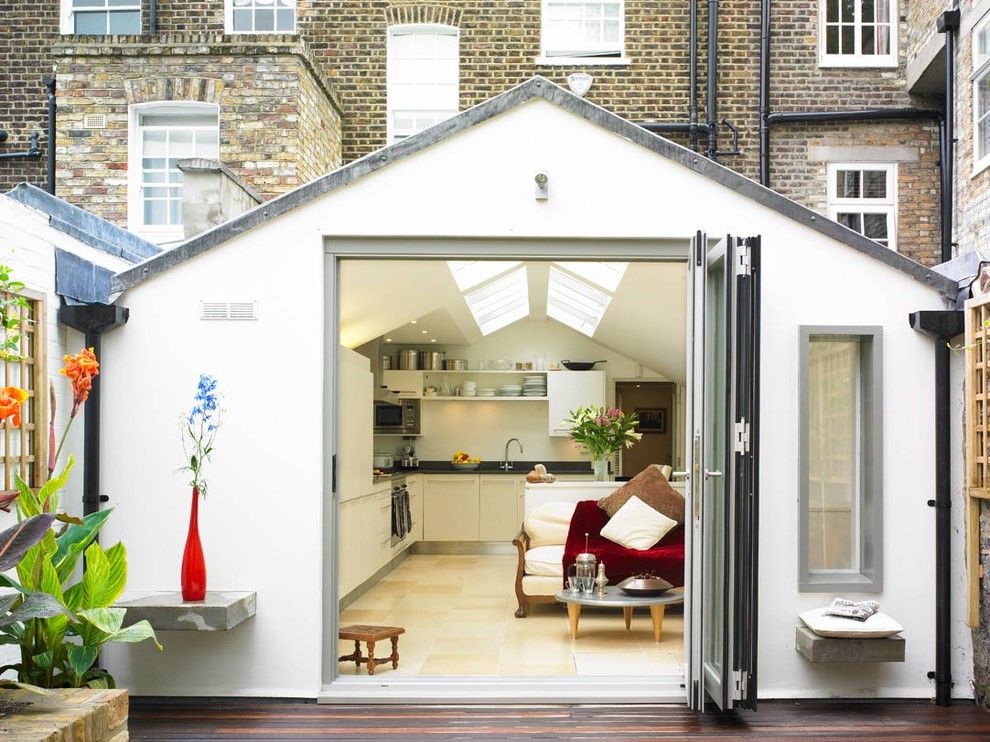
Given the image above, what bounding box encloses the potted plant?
[565,405,642,481]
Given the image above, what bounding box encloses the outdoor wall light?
[535,171,549,201]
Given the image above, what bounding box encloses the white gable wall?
[102,98,969,699]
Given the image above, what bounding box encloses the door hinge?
[734,420,750,454]
[733,670,748,701]
[735,245,752,276]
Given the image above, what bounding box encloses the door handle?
[670,471,689,480]
[704,470,723,479]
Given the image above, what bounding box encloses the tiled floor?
[338,554,684,678]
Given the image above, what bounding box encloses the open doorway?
[326,250,692,700]
[615,381,679,478]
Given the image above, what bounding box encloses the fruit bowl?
[451,462,480,471]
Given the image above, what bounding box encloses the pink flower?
[608,408,622,419]
[596,416,608,426]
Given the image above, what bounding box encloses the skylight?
[463,266,530,335]
[553,261,629,292]
[447,261,522,291]
[546,266,612,337]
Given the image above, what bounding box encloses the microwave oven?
[374,398,421,435]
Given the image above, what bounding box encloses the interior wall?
[616,381,676,476]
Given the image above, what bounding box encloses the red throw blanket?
[562,500,685,588]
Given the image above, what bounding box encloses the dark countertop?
[410,460,595,475]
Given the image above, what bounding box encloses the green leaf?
[77,607,126,635]
[0,514,54,572]
[31,650,54,670]
[0,574,27,594]
[13,475,41,518]
[79,541,127,610]
[0,592,71,629]
[53,509,113,584]
[0,679,53,695]
[0,592,18,615]
[36,457,74,514]
[109,619,163,651]
[66,644,98,679]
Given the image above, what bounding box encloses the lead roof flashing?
[111,76,957,298]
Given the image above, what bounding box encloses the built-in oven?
[374,398,421,436]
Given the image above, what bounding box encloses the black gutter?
[641,121,712,135]
[58,303,129,519]
[0,132,40,161]
[758,0,771,185]
[706,0,719,159]
[910,309,964,707]
[766,107,944,124]
[45,75,56,196]
[937,10,960,264]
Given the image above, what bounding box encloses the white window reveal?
[799,328,883,592]
[226,0,296,34]
[974,13,990,174]
[128,103,220,243]
[826,163,897,250]
[540,0,626,64]
[819,0,896,67]
[63,0,141,35]
[387,25,459,144]
[462,266,530,336]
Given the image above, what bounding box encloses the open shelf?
[421,395,548,402]
[421,369,549,375]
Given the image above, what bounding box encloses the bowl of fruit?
[452,451,481,470]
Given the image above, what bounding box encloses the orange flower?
[61,348,99,416]
[0,386,29,428]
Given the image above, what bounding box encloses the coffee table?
[554,586,684,642]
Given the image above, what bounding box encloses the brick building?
[0,1,984,266]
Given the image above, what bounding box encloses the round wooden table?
[554,586,684,642]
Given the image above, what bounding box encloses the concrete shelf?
[795,625,905,663]
[116,591,256,632]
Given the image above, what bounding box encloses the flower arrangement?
[566,404,643,461]
[181,374,221,497]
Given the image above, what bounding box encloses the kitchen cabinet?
[338,497,361,596]
[371,488,392,571]
[381,370,423,398]
[479,475,523,541]
[338,484,392,599]
[407,475,424,544]
[424,476,480,541]
[547,370,607,436]
[338,347,374,501]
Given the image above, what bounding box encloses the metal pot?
[398,349,419,370]
[381,355,393,370]
[373,453,394,469]
[418,350,445,370]
[442,359,468,371]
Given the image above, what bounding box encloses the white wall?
[0,194,132,674]
[103,96,970,699]
[379,317,667,462]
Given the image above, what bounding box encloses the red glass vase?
[181,486,206,601]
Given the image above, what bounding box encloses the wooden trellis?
[0,290,46,493]
[965,294,990,626]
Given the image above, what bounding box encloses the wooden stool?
[338,625,405,675]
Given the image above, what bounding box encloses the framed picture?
[636,407,666,434]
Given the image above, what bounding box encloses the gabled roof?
[112,76,957,297]
[7,183,160,264]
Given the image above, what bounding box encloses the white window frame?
[127,101,220,245]
[537,0,629,66]
[386,24,460,145]
[224,0,297,35]
[60,0,142,35]
[818,0,898,68]
[973,12,990,175]
[826,162,898,251]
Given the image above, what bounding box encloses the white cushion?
[524,545,565,577]
[521,575,562,596]
[600,495,678,551]
[524,501,577,548]
[799,608,904,638]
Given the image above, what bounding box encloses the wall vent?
[82,114,107,130]
[200,301,258,321]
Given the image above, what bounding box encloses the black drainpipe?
[58,303,129,519]
[910,309,964,707]
[0,132,40,162]
[688,0,699,149]
[937,9,960,264]
[758,0,771,185]
[705,0,719,159]
[44,75,56,196]
[150,0,158,34]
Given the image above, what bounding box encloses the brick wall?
[908,0,950,69]
[53,35,342,228]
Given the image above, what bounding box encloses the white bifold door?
[686,232,761,712]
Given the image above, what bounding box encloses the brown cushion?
[598,465,684,524]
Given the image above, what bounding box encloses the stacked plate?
[477,387,496,397]
[498,384,522,397]
[461,380,477,397]
[522,375,547,397]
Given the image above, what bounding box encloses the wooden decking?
[129,699,990,740]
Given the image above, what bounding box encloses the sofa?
[512,479,685,618]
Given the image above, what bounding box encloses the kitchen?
[334,258,687,679]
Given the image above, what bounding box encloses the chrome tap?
[502,438,523,471]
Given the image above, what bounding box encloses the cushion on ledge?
[799,608,904,638]
[600,495,678,550]
[524,501,578,548]
[598,464,684,523]
[524,545,566,576]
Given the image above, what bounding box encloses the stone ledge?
[0,688,127,742]
[795,625,905,663]
[117,590,257,631]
